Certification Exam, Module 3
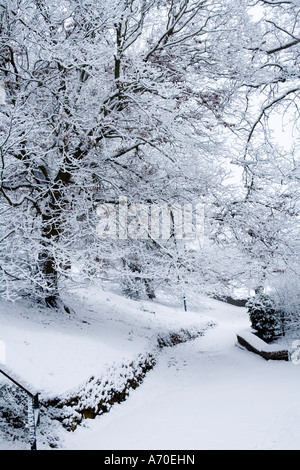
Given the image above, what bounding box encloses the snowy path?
[61,304,300,450]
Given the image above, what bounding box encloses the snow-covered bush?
[247,270,300,343]
[0,382,28,444]
[269,273,300,338]
[247,293,283,343]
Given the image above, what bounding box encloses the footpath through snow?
[60,299,300,450]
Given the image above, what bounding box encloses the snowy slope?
[0,284,213,398]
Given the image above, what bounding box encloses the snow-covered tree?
[0,0,298,313]
[223,0,300,315]
[0,0,240,308]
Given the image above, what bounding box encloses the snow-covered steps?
[236,329,289,361]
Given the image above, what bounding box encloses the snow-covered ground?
[0,284,213,398]
[1,284,300,450]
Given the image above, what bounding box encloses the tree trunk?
[39,191,70,312]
